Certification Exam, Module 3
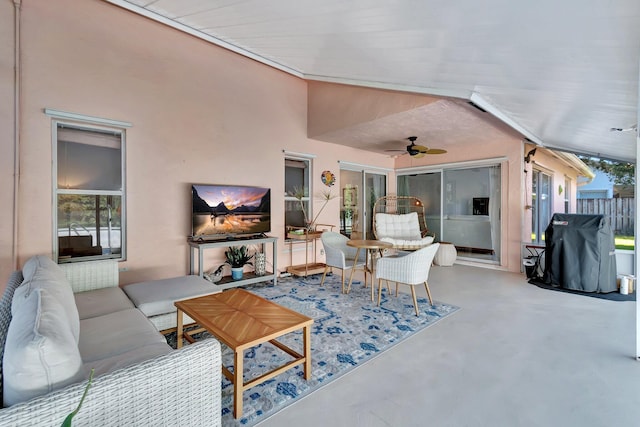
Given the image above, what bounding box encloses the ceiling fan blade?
[413,152,426,159]
[425,148,447,154]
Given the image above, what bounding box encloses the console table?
[188,236,277,290]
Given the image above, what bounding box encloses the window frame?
[531,167,553,244]
[52,118,127,263]
[564,176,571,213]
[284,155,313,236]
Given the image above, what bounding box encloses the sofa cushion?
[74,287,135,320]
[84,342,171,378]
[3,287,83,406]
[123,275,217,317]
[375,212,423,240]
[379,236,435,250]
[79,308,167,363]
[22,255,67,284]
[18,255,80,342]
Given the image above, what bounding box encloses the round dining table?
[345,239,393,301]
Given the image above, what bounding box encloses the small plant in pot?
[225,245,253,280]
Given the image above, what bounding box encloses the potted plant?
[288,187,335,233]
[225,245,253,280]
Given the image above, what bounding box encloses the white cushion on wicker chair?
[4,287,83,406]
[376,212,421,239]
[86,342,172,377]
[74,287,135,320]
[379,236,435,250]
[375,212,435,250]
[78,308,169,363]
[20,255,80,342]
[123,275,217,318]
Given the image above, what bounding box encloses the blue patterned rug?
[166,273,458,426]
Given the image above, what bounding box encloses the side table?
[434,242,457,266]
[286,230,326,277]
[346,239,393,300]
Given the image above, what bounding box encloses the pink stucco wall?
[0,2,16,278]
[0,0,585,285]
[0,0,392,284]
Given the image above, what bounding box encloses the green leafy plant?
[288,187,335,230]
[225,245,254,268]
[578,157,635,186]
[61,369,94,427]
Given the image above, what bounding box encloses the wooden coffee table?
[175,288,313,419]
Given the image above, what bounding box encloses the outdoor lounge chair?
[373,196,435,250]
[376,243,440,315]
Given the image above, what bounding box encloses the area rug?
[165,273,459,426]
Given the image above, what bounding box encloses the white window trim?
[284,152,314,233]
[338,160,393,174]
[396,156,508,176]
[52,117,127,262]
[45,108,132,128]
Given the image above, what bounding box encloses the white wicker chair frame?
[320,231,367,294]
[0,263,222,426]
[375,243,440,316]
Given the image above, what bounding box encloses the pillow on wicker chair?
[379,236,434,250]
[375,212,423,240]
[3,287,82,406]
[20,255,80,342]
[375,212,434,249]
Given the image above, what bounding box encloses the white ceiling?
[109,0,639,162]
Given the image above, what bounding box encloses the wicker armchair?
[320,231,366,294]
[372,196,435,250]
[375,243,440,316]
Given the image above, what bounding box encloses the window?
[564,177,571,213]
[54,122,126,262]
[531,169,552,243]
[284,157,311,234]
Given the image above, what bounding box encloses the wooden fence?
[576,198,634,235]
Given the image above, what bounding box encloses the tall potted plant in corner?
[225,245,253,280]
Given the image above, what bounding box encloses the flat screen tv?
[191,184,271,239]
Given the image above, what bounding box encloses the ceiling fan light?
[406,144,419,155]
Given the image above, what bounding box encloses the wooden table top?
[346,239,394,250]
[175,288,313,351]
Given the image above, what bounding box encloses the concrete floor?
[258,264,640,427]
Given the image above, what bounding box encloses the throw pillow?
[3,287,83,406]
[18,255,80,342]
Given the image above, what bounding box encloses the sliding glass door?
[339,168,386,239]
[398,172,442,242]
[365,172,386,239]
[398,163,501,264]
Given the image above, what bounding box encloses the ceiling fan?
[386,136,447,158]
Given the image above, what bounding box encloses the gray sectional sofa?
[0,256,221,426]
